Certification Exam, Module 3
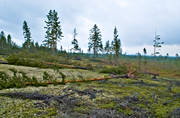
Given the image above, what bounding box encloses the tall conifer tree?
[112,26,122,57]
[22,21,32,48]
[44,10,63,54]
[88,24,102,57]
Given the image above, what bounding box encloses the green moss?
[73,106,90,113]
[118,108,134,115]
[47,108,57,117]
[172,86,180,93]
[98,101,115,109]
[152,104,169,117]
[0,56,180,118]
[0,97,57,118]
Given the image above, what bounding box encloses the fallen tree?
[24,73,132,86]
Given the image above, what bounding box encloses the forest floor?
[0,64,180,118]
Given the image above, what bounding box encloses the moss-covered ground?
[0,64,180,118]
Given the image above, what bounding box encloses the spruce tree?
[44,10,63,54]
[112,27,122,57]
[71,28,80,52]
[88,24,102,57]
[143,48,147,55]
[35,42,39,48]
[22,21,32,48]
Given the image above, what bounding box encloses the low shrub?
[6,55,50,68]
[0,69,43,89]
[99,65,128,75]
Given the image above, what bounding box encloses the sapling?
[32,76,38,86]
[43,71,51,81]
[137,52,142,72]
[143,48,147,71]
[59,71,66,84]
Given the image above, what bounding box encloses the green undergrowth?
[0,74,179,117]
[0,96,57,117]
[0,64,107,90]
[99,65,128,75]
[0,57,180,117]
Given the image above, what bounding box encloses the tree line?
[0,31,19,54]
[0,10,122,57]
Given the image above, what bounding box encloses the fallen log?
[24,74,131,86]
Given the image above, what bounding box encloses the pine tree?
[22,21,32,48]
[112,27,122,57]
[71,28,80,52]
[88,24,102,57]
[44,10,63,54]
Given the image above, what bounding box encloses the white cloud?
[0,0,180,55]
[115,0,129,8]
[0,19,4,24]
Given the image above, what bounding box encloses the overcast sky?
[0,0,180,56]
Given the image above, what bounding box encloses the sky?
[0,0,180,56]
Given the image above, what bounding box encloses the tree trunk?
[52,39,55,55]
